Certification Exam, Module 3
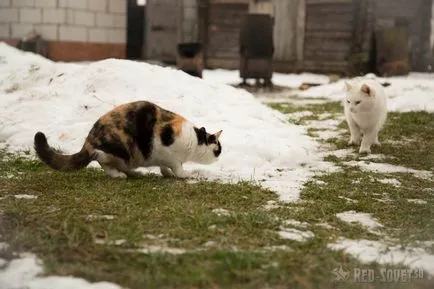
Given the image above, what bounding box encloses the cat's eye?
[355,101,361,105]
[346,100,350,104]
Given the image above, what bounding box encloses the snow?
[0,43,326,203]
[212,208,231,217]
[329,238,434,275]
[0,253,122,289]
[377,178,401,187]
[278,228,315,242]
[346,161,433,180]
[336,211,383,232]
[14,194,38,199]
[282,219,310,228]
[203,69,329,88]
[86,214,116,221]
[298,73,434,112]
[407,199,428,205]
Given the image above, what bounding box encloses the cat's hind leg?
[160,166,175,178]
[94,149,139,179]
[346,115,362,146]
[100,163,127,179]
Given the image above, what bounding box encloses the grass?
[1,99,434,288]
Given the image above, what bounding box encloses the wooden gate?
[303,0,354,73]
[206,0,249,68]
[146,0,180,62]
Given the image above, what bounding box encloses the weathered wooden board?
[146,0,180,61]
[207,2,248,59]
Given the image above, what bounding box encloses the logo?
[332,266,350,282]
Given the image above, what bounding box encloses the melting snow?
[336,211,383,232]
[14,194,38,199]
[407,199,428,205]
[278,228,315,242]
[345,161,433,180]
[0,253,122,289]
[329,238,434,275]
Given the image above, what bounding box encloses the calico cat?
[34,101,222,179]
[344,79,387,154]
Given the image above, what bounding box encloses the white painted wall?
[0,0,126,44]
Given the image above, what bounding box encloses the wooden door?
[146,0,180,61]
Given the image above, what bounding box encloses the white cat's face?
[345,82,375,114]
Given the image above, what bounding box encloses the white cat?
[344,79,387,154]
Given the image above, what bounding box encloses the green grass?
[1,99,434,289]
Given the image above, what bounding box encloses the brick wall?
[0,0,127,60]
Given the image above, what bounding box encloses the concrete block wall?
[0,0,126,44]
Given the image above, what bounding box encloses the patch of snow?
[262,245,291,252]
[136,246,186,255]
[326,149,354,158]
[263,200,280,210]
[94,239,126,246]
[329,238,434,275]
[278,228,315,242]
[312,179,327,186]
[14,194,37,199]
[0,243,9,251]
[377,178,401,187]
[316,223,334,230]
[337,196,358,203]
[314,130,341,140]
[212,208,231,217]
[86,214,115,221]
[0,253,122,289]
[282,219,310,228]
[203,69,329,88]
[0,43,328,203]
[285,111,313,120]
[336,211,382,232]
[346,161,433,180]
[306,118,342,131]
[299,73,434,112]
[407,199,428,205]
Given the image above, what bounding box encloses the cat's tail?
[34,132,92,171]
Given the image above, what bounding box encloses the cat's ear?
[199,127,206,133]
[345,81,352,91]
[361,84,371,96]
[214,130,223,140]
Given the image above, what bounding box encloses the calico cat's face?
[194,127,222,164]
[345,82,375,114]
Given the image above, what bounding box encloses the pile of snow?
[0,43,329,202]
[299,73,434,112]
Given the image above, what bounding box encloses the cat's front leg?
[359,129,377,154]
[170,163,190,179]
[346,115,361,146]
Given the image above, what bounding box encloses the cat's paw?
[359,147,371,154]
[348,139,360,146]
[160,166,175,178]
[108,171,127,179]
